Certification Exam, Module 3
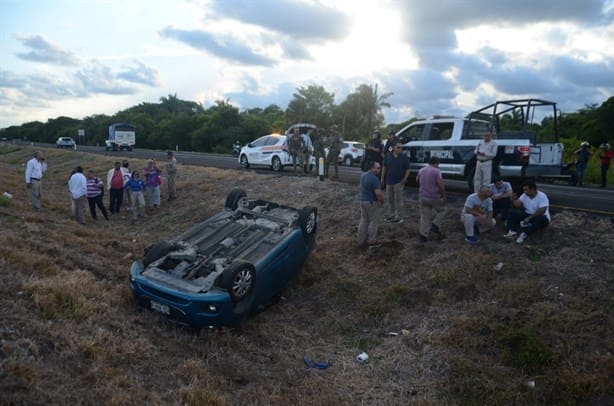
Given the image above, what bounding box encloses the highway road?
[41,144,614,215]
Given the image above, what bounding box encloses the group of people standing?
[357,129,553,249]
[287,126,344,179]
[25,150,178,224]
[575,142,613,188]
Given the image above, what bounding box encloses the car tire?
[143,240,175,266]
[225,188,247,211]
[298,206,317,240]
[344,156,353,166]
[221,260,256,303]
[271,156,282,171]
[240,154,249,169]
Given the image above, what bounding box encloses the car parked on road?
[129,188,318,328]
[56,137,76,148]
[239,134,315,171]
[339,141,365,166]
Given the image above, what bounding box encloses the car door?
[249,136,269,164]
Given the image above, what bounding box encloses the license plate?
[150,300,170,315]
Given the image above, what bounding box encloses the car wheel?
[240,154,249,169]
[221,261,256,302]
[271,156,282,171]
[225,188,247,211]
[298,206,317,239]
[143,241,175,266]
[344,156,353,166]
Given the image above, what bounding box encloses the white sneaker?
[515,232,527,244]
[504,230,518,239]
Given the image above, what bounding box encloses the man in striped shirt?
[86,170,109,221]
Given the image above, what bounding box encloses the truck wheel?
[225,188,247,211]
[220,261,256,303]
[298,207,317,240]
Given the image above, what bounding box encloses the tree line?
[1,84,612,157]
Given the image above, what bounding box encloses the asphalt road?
[44,144,614,215]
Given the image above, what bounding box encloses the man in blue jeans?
[357,161,384,249]
[504,180,550,244]
[381,142,410,224]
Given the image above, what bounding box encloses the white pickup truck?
[397,99,568,191]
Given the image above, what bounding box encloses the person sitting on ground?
[461,185,496,244]
[490,176,513,221]
[504,179,550,244]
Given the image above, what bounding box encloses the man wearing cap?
[574,142,592,186]
[474,131,498,192]
[598,143,613,188]
[25,151,48,210]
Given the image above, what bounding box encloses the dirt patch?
[1,146,613,404]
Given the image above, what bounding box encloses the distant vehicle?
[339,141,365,166]
[398,99,566,191]
[56,137,76,149]
[129,188,318,328]
[239,134,315,172]
[106,123,135,151]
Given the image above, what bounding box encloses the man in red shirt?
[106,162,129,214]
[599,143,614,188]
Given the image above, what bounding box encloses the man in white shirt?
[504,179,551,244]
[461,185,496,244]
[24,151,48,210]
[68,166,88,224]
[474,131,498,193]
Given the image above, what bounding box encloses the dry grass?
[0,145,612,405]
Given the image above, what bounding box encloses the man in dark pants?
[357,161,384,249]
[106,161,129,214]
[504,180,550,244]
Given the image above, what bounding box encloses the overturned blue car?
[129,188,317,328]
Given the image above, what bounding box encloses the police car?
[238,134,316,172]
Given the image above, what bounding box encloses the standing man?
[363,130,383,171]
[326,126,343,179]
[383,129,398,158]
[288,128,303,176]
[86,170,109,221]
[474,130,498,192]
[381,142,410,224]
[300,130,313,174]
[68,166,87,224]
[107,161,129,215]
[490,176,513,221]
[598,143,613,188]
[461,185,496,244]
[357,161,384,249]
[574,142,592,186]
[25,151,47,211]
[504,179,550,244]
[311,128,327,178]
[166,150,178,200]
[416,156,446,243]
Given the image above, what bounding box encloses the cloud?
[397,0,608,66]
[75,61,136,95]
[0,69,27,88]
[15,34,79,66]
[159,26,276,66]
[208,0,352,41]
[117,61,160,86]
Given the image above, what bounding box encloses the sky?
[1,0,613,130]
